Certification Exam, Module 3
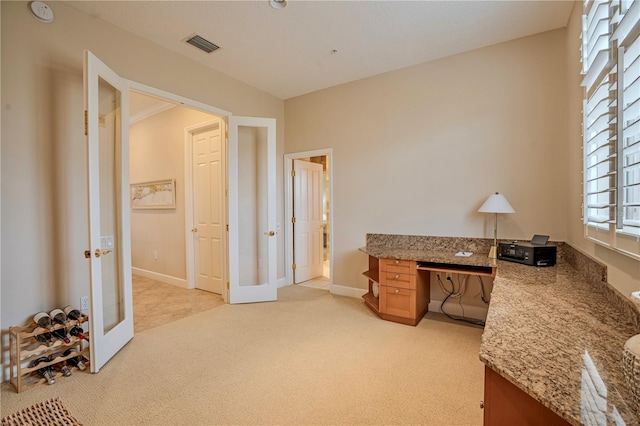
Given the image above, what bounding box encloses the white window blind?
[582,0,640,258]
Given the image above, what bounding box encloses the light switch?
[100,235,115,250]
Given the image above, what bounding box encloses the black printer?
[497,235,556,267]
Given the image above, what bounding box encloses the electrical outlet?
[153,250,158,260]
[80,296,89,311]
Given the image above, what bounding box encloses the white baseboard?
[132,267,188,289]
[330,283,367,298]
[277,277,288,288]
[428,300,489,321]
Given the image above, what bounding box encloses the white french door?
[293,159,324,283]
[228,116,278,304]
[84,51,134,372]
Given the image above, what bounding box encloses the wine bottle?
[32,357,56,385]
[69,326,88,341]
[33,312,53,330]
[63,348,87,371]
[49,308,67,325]
[48,355,72,377]
[63,305,85,322]
[52,327,71,344]
[32,326,54,346]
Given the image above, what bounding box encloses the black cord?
[478,276,489,304]
[437,275,485,327]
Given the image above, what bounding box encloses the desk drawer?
[380,272,416,290]
[380,259,416,274]
[380,286,415,319]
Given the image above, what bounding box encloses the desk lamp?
[478,192,515,259]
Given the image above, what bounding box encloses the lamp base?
[488,246,497,259]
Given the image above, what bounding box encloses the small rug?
[1,397,82,426]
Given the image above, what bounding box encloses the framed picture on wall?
[130,179,176,209]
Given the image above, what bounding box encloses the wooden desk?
[362,253,496,326]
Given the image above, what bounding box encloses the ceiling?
[67,1,574,100]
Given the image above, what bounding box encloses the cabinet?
[483,366,570,426]
[9,318,90,393]
[363,256,429,326]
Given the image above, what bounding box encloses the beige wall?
[0,0,284,380]
[129,106,218,281]
[564,3,640,295]
[285,28,570,291]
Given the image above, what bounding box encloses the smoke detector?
[29,1,54,23]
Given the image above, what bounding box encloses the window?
[582,0,640,259]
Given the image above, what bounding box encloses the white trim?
[428,301,489,321]
[278,277,287,288]
[330,284,367,299]
[284,149,334,287]
[132,267,188,289]
[130,102,176,124]
[129,81,231,118]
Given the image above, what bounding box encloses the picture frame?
[130,179,176,209]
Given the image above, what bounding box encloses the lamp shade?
[477,192,515,214]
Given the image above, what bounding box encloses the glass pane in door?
[98,76,124,332]
[237,126,269,286]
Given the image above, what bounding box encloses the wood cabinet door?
[380,286,416,319]
[484,366,570,426]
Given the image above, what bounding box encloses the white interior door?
[84,51,133,372]
[293,159,324,283]
[193,121,225,294]
[228,116,277,304]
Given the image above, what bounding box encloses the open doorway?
[128,90,226,332]
[285,149,333,291]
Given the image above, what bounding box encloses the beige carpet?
[1,285,484,425]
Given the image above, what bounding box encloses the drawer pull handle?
[394,274,400,280]
[395,289,400,294]
[394,260,400,264]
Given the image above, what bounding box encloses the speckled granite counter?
[362,234,640,425]
[481,259,640,425]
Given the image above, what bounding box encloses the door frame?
[184,119,228,297]
[129,82,231,301]
[284,148,334,287]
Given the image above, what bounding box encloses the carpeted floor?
[1,285,485,425]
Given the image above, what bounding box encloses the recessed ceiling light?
[269,0,287,10]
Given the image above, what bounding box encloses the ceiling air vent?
[184,34,220,54]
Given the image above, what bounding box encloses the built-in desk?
[359,246,496,326]
[360,234,640,425]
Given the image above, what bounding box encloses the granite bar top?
[363,234,640,425]
[481,260,639,425]
[359,245,497,269]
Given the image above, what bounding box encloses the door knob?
[192,228,198,233]
[264,231,275,236]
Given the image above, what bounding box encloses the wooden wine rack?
[9,317,90,393]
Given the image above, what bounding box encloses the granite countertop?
[361,234,640,425]
[359,246,498,269]
[481,260,639,425]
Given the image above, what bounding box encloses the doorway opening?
[128,90,226,332]
[285,149,333,291]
